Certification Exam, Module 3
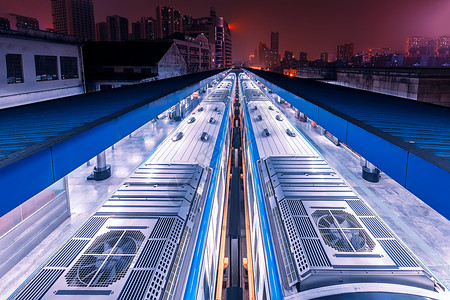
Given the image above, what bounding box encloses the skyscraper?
[270,32,279,53]
[155,6,183,39]
[95,22,109,41]
[337,43,354,61]
[405,36,427,55]
[437,36,450,56]
[130,17,156,40]
[51,0,95,40]
[184,7,232,68]
[106,15,129,42]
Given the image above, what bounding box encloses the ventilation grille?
[65,230,145,288]
[12,269,63,300]
[360,217,393,238]
[378,240,419,268]
[135,240,166,268]
[286,199,307,216]
[277,200,309,274]
[46,239,89,267]
[74,217,108,238]
[272,208,298,286]
[302,239,331,267]
[118,270,153,300]
[150,218,175,239]
[265,180,274,198]
[163,226,192,299]
[293,217,317,238]
[346,200,373,216]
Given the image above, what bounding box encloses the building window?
[60,56,78,79]
[35,55,58,81]
[6,54,24,84]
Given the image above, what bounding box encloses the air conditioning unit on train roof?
[302,200,396,268]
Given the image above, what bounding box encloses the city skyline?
[1,0,450,61]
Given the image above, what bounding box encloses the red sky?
[1,0,450,61]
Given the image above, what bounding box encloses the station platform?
[271,95,450,289]
[0,114,180,298]
[1,83,449,299]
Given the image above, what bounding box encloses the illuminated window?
[6,54,24,84]
[35,55,58,81]
[60,56,78,79]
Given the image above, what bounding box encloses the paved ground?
[1,88,449,298]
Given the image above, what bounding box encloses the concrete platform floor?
[272,96,450,290]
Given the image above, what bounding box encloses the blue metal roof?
[247,69,450,219]
[0,70,222,168]
[0,70,225,217]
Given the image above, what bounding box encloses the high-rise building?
[0,17,11,30]
[155,6,183,39]
[320,52,329,62]
[106,15,129,42]
[284,51,293,61]
[405,36,427,55]
[337,43,354,61]
[271,32,279,53]
[258,42,269,67]
[184,7,232,68]
[436,36,450,56]
[268,31,280,68]
[130,17,156,40]
[95,22,109,41]
[51,0,95,40]
[11,14,39,30]
[299,52,307,64]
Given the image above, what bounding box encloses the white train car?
[9,73,236,300]
[239,72,447,300]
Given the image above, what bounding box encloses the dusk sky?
[2,0,450,61]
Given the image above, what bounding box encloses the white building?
[0,28,85,109]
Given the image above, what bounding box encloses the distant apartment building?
[130,17,156,40]
[184,7,232,68]
[268,31,280,69]
[95,16,129,42]
[95,22,108,41]
[11,14,39,30]
[0,28,84,109]
[83,41,187,91]
[106,15,128,42]
[155,6,183,39]
[337,43,354,61]
[0,17,10,30]
[320,52,329,62]
[166,32,214,73]
[437,36,450,56]
[51,0,95,41]
[299,51,308,65]
[405,36,427,55]
[259,42,269,67]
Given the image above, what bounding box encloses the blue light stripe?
[183,104,230,300]
[243,100,283,299]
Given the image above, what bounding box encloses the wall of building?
[298,67,450,107]
[0,32,84,109]
[158,43,187,79]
